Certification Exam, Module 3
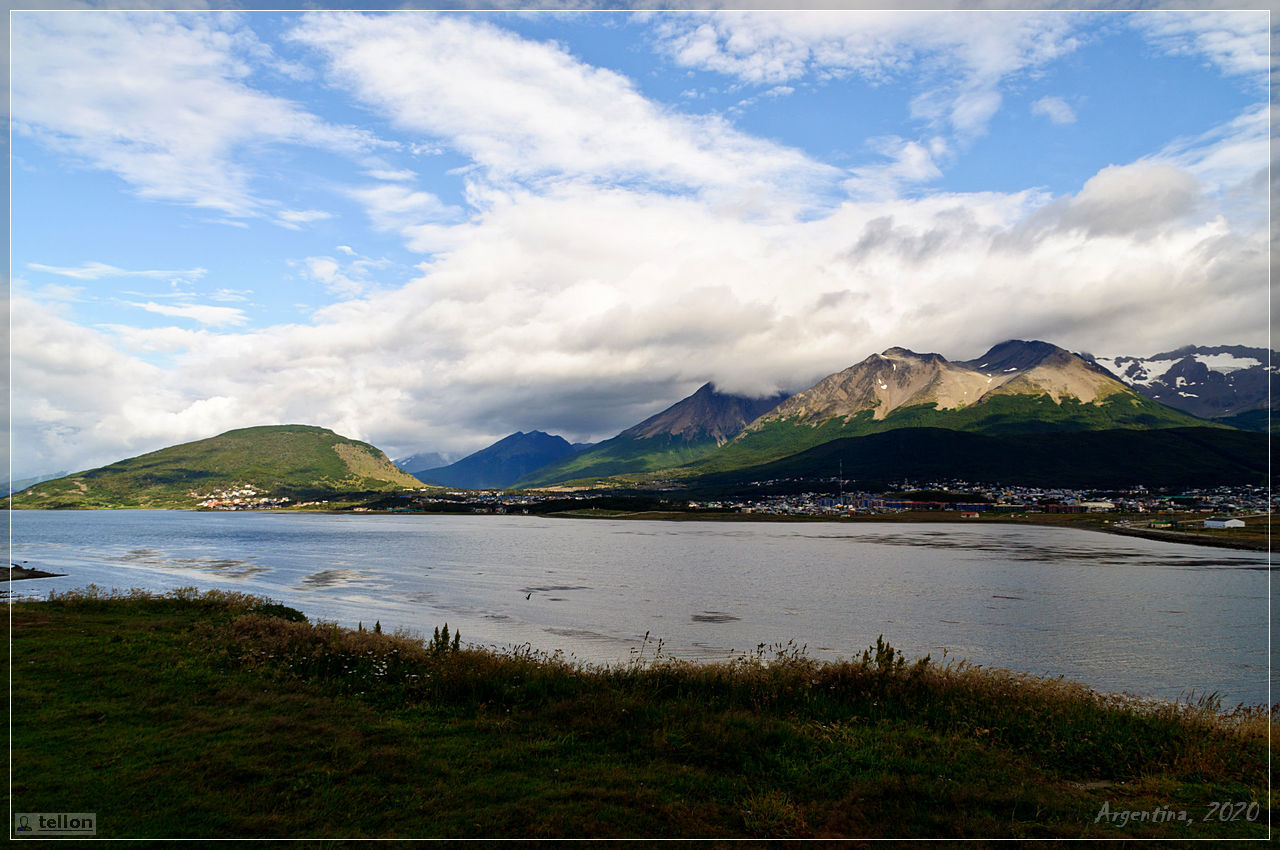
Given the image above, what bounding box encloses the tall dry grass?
[45,586,1270,783]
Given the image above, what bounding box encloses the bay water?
[8,510,1270,706]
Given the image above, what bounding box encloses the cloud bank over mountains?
[10,10,1270,479]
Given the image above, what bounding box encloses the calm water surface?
[9,510,1271,706]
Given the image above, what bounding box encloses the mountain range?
[393,451,451,473]
[658,340,1207,479]
[1087,345,1274,431]
[11,339,1267,507]
[414,339,1252,490]
[410,431,587,489]
[514,382,789,487]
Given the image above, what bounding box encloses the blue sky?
[9,9,1271,478]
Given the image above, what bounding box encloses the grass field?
[10,588,1272,840]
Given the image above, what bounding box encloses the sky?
[9,8,1272,479]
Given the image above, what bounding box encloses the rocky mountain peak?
[881,346,945,362]
[962,339,1068,372]
[621,383,788,443]
[751,339,1141,429]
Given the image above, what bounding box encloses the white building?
[1204,517,1245,529]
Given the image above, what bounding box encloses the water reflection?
[691,611,741,623]
[111,547,269,578]
[298,568,379,589]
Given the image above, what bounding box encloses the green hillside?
[12,425,424,509]
[680,393,1217,478]
[688,426,1266,492]
[1212,409,1272,433]
[514,434,723,488]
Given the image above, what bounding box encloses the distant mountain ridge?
[1087,345,1274,429]
[13,340,1255,503]
[12,425,423,509]
[678,340,1213,478]
[8,471,66,496]
[413,431,582,489]
[394,451,451,473]
[515,383,789,487]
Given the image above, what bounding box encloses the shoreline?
[1094,522,1269,552]
[546,509,1271,552]
[11,505,1269,551]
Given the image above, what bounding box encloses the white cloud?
[11,11,383,219]
[1130,10,1270,81]
[28,261,208,281]
[1151,103,1268,199]
[349,183,460,235]
[12,295,254,479]
[843,136,946,199]
[27,283,87,303]
[275,209,334,229]
[289,12,840,211]
[290,249,393,299]
[1017,163,1202,240]
[648,11,1083,138]
[1068,164,1200,235]
[1031,95,1076,125]
[102,324,222,356]
[130,301,249,327]
[363,168,418,182]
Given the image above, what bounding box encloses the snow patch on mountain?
[1086,345,1274,423]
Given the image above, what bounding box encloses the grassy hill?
[11,425,424,509]
[686,426,1267,493]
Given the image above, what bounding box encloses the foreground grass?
[10,588,1272,840]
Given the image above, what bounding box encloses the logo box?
[14,813,97,835]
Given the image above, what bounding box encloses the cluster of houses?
[188,485,292,510]
[687,482,1269,524]
[187,479,1266,528]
